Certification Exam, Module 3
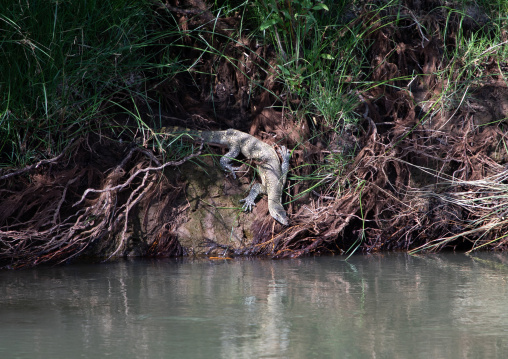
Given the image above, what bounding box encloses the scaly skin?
[158,127,290,225]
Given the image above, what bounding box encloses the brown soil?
[1,0,508,268]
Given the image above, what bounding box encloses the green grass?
[0,0,366,172]
[252,0,363,125]
[2,0,506,167]
[0,0,183,168]
[419,2,508,119]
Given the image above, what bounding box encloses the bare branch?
[0,139,79,180]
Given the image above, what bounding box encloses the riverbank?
[1,0,507,268]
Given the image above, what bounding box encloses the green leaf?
[259,18,278,31]
[321,53,334,60]
[277,64,291,76]
[280,9,291,20]
[312,4,329,11]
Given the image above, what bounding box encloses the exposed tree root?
[0,139,201,268]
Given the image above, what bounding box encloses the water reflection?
[1,253,508,358]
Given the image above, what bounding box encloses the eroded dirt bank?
[1,0,508,268]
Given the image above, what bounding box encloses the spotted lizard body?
[157,127,290,225]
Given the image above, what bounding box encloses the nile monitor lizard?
[156,127,291,225]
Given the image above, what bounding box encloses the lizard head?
[269,204,288,226]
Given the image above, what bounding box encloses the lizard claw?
[278,145,291,161]
[226,166,244,180]
[231,166,244,178]
[239,197,255,212]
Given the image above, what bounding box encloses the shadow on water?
[1,253,508,358]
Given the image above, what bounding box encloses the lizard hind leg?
[278,145,291,183]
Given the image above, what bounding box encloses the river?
[1,253,507,358]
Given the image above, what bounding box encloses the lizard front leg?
[239,182,266,212]
[219,144,242,179]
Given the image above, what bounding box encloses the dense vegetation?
[1,0,508,267]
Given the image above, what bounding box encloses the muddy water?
[1,254,508,359]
